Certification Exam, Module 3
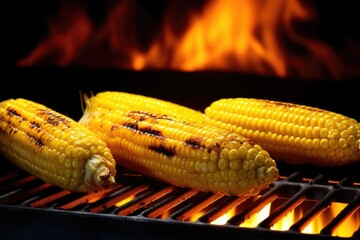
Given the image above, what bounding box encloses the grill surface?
[1,68,359,239]
[0,160,359,240]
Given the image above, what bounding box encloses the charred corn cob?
[0,98,116,192]
[79,103,279,196]
[82,91,206,123]
[204,98,360,166]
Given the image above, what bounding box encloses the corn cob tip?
[84,155,116,191]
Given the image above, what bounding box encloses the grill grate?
[0,160,359,240]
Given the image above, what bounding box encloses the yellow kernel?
[279,122,287,134]
[300,138,307,148]
[259,150,270,159]
[229,140,241,149]
[195,161,201,172]
[229,149,240,161]
[209,151,219,161]
[320,128,329,138]
[219,182,228,192]
[239,169,248,180]
[202,151,209,161]
[65,160,72,168]
[329,130,340,139]
[220,149,229,159]
[243,160,256,171]
[340,130,350,139]
[221,170,229,181]
[312,127,321,138]
[320,139,329,149]
[59,154,66,164]
[270,133,277,143]
[288,136,295,147]
[205,139,214,147]
[238,146,248,159]
[306,139,312,149]
[214,171,222,182]
[229,159,242,170]
[344,147,354,157]
[299,126,306,137]
[348,135,356,146]
[206,173,215,182]
[313,139,320,149]
[229,169,240,182]
[254,154,265,167]
[207,161,218,173]
[329,139,339,149]
[338,138,348,148]
[239,179,250,192]
[253,130,260,139]
[305,127,313,138]
[228,181,239,195]
[335,148,344,158]
[325,119,335,128]
[252,144,261,152]
[218,159,229,170]
[64,169,72,178]
[200,161,208,173]
[265,158,276,168]
[247,170,256,179]
[246,148,258,160]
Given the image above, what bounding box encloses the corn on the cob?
[0,98,117,192]
[204,98,360,166]
[79,103,279,196]
[82,91,206,123]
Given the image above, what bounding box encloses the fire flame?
[210,200,359,237]
[17,0,360,80]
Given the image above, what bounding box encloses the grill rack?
[0,160,359,240]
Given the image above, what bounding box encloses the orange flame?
[209,200,359,237]
[17,0,360,80]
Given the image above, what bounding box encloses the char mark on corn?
[0,98,117,193]
[185,137,204,149]
[79,99,279,197]
[148,145,176,157]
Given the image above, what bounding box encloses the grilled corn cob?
[82,91,206,123]
[204,98,360,166]
[0,98,116,192]
[79,103,279,196]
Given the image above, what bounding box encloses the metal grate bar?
[320,193,360,235]
[117,185,175,216]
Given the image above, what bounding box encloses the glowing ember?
[208,199,359,238]
[115,195,135,207]
[17,0,360,80]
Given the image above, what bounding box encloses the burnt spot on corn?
[149,145,175,157]
[128,111,173,122]
[7,108,26,121]
[185,137,204,149]
[207,141,221,152]
[139,127,163,138]
[38,109,70,127]
[26,133,44,147]
[30,121,41,132]
[123,122,138,131]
